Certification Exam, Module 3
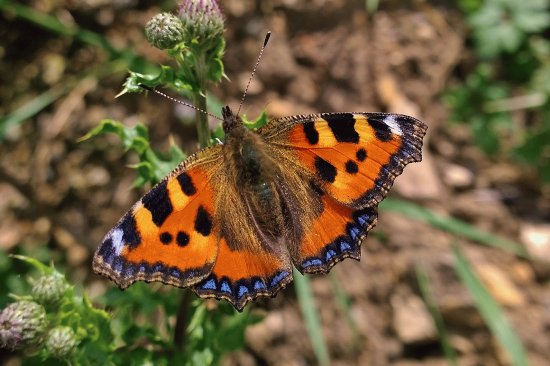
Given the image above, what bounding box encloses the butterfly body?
[94,107,427,311]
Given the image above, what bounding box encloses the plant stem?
[194,92,211,147]
[174,290,192,348]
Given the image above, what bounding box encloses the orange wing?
[259,112,425,274]
[192,237,292,311]
[92,146,223,290]
[295,193,378,274]
[260,112,427,209]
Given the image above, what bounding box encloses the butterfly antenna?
[236,31,271,117]
[139,85,223,122]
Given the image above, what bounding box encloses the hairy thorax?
[222,127,287,243]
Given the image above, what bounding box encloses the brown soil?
[1,1,549,365]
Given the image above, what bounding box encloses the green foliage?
[1,252,255,364]
[453,246,529,366]
[293,269,330,366]
[444,63,512,156]
[0,256,112,364]
[381,198,527,257]
[71,3,259,364]
[416,266,458,365]
[80,119,186,186]
[468,0,550,58]
[448,0,550,183]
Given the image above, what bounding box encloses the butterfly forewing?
[260,112,427,208]
[92,146,224,290]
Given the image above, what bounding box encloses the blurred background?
[1,0,549,365]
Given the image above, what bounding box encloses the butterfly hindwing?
[92,146,223,290]
[192,237,293,311]
[260,112,427,209]
[294,194,378,274]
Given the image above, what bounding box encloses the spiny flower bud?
[32,272,68,306]
[178,0,224,41]
[0,300,47,350]
[145,12,185,49]
[46,326,78,358]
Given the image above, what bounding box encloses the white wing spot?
[384,115,403,136]
[111,228,125,255]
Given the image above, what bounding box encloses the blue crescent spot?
[254,280,266,290]
[325,249,337,261]
[171,269,181,278]
[220,281,232,294]
[356,214,369,226]
[138,264,147,273]
[153,264,163,272]
[303,258,323,268]
[238,286,249,298]
[202,279,216,290]
[348,225,360,240]
[340,239,352,252]
[270,271,289,287]
[113,261,123,273]
[122,266,135,277]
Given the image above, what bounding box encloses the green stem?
[193,92,210,147]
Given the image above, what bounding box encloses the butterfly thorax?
[222,111,288,244]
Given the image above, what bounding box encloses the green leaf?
[81,119,186,186]
[293,268,331,366]
[242,111,269,129]
[208,58,224,83]
[416,265,458,365]
[79,119,150,154]
[119,66,186,96]
[453,246,529,366]
[381,198,528,257]
[9,254,53,274]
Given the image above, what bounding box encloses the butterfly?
[93,102,427,311]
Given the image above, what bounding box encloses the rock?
[391,292,437,345]
[520,223,550,278]
[451,191,518,236]
[475,262,526,307]
[442,163,474,189]
[392,148,446,202]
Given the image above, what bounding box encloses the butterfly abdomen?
[224,128,288,241]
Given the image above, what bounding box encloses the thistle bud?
[145,12,185,49]
[32,272,68,306]
[178,0,224,41]
[46,326,78,358]
[0,301,47,350]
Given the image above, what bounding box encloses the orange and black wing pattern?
[260,112,426,273]
[262,112,426,208]
[294,193,378,274]
[94,110,426,311]
[92,146,223,290]
[192,237,292,311]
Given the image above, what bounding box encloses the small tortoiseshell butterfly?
[93,35,427,311]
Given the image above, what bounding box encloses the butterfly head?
[222,106,243,134]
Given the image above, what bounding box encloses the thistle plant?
[80,2,258,363]
[0,300,47,350]
[145,13,185,50]
[127,0,226,147]
[0,256,111,363]
[31,272,68,306]
[45,326,78,358]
